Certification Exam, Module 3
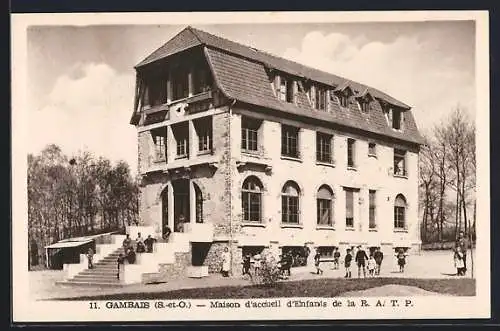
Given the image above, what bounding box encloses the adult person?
[144,234,156,253]
[136,232,145,253]
[122,234,132,250]
[221,247,231,277]
[373,247,384,276]
[456,231,468,274]
[355,245,369,278]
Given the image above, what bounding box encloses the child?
[116,253,125,279]
[86,248,94,269]
[454,246,465,276]
[242,254,251,278]
[344,248,352,278]
[367,255,376,277]
[314,251,323,275]
[333,248,341,270]
[396,248,406,273]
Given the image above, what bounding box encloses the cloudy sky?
[27,20,476,174]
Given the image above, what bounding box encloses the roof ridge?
[188,27,409,108]
[187,25,204,44]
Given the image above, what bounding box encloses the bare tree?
[27,144,139,269]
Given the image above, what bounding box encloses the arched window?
[242,176,263,223]
[281,181,300,224]
[394,194,407,229]
[317,185,334,226]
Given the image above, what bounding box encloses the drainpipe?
[228,99,236,268]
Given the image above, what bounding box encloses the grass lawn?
[57,277,475,301]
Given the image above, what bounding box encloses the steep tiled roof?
[136,26,423,145]
[205,48,423,145]
[137,26,411,109]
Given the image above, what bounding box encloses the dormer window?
[358,100,371,113]
[386,107,403,130]
[338,95,348,108]
[392,109,402,130]
[333,84,353,109]
[315,86,327,110]
[355,90,374,113]
[279,76,295,103]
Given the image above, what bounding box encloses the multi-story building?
[130,26,424,278]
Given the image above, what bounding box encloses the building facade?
[131,27,424,275]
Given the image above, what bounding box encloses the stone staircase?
[58,247,125,287]
[57,225,213,287]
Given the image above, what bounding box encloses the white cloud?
[283,31,475,131]
[28,62,138,174]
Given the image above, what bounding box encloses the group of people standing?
[342,246,386,278]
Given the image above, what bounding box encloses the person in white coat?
[221,247,231,277]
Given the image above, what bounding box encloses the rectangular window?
[317,199,332,226]
[394,149,407,176]
[279,77,294,103]
[347,138,356,168]
[368,142,376,156]
[172,67,189,101]
[392,109,402,130]
[316,132,333,163]
[315,87,326,110]
[369,190,376,229]
[338,95,348,108]
[281,125,300,158]
[242,192,261,222]
[359,101,370,113]
[241,117,261,152]
[282,196,299,224]
[394,206,405,229]
[345,189,354,228]
[152,128,166,161]
[194,117,212,153]
[172,122,189,158]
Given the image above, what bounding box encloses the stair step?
[57,280,123,288]
[74,273,118,279]
[79,270,118,276]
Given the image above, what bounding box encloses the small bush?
[255,255,281,287]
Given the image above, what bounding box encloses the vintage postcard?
[12,11,490,322]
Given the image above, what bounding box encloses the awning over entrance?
[44,240,93,249]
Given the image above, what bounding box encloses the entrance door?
[172,179,190,232]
